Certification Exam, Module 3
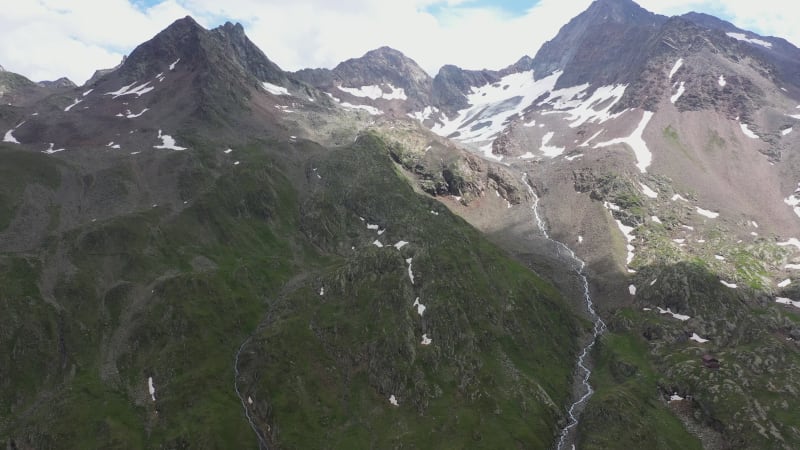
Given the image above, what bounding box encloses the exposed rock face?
[84,57,125,87]
[532,0,667,89]
[0,70,50,106]
[294,46,433,114]
[37,77,76,89]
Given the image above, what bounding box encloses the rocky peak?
[532,0,666,88]
[588,0,657,24]
[333,46,432,92]
[111,15,206,81]
[37,77,77,89]
[294,46,434,113]
[212,21,286,85]
[0,64,4,72]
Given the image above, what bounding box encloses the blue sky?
[425,0,537,17]
[0,0,795,85]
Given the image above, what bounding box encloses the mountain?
[398,0,800,448]
[0,15,583,450]
[4,1,800,448]
[294,46,434,116]
[0,69,56,106]
[37,77,76,89]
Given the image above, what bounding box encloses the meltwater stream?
[522,174,607,450]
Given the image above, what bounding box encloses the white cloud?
[0,0,195,84]
[0,0,798,85]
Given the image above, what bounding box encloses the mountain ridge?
[3,1,800,449]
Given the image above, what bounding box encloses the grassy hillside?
[1,132,582,448]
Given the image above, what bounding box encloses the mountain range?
[2,0,800,448]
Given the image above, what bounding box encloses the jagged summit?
[294,46,433,114]
[37,77,76,89]
[531,0,666,88]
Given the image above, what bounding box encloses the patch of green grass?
[577,332,703,450]
[0,147,61,230]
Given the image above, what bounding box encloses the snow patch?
[105,81,154,99]
[539,131,564,157]
[565,153,583,161]
[740,122,759,139]
[629,284,637,295]
[669,393,684,402]
[373,240,384,248]
[430,70,561,151]
[389,395,399,406]
[782,127,793,136]
[406,258,415,284]
[579,129,604,147]
[696,207,719,219]
[394,240,409,250]
[148,377,156,401]
[670,81,686,104]
[340,101,383,116]
[720,280,738,289]
[42,143,65,154]
[776,297,800,309]
[690,333,709,344]
[154,130,187,151]
[319,287,324,296]
[224,148,233,154]
[125,108,149,119]
[778,279,792,288]
[785,187,800,218]
[595,110,654,173]
[366,224,379,231]
[658,307,691,321]
[421,334,432,346]
[727,32,772,48]
[669,58,684,79]
[3,129,19,144]
[641,183,658,198]
[718,75,726,87]
[408,106,439,122]
[262,82,290,96]
[715,255,725,261]
[337,84,407,101]
[82,88,93,96]
[413,297,426,316]
[64,98,83,112]
[546,83,628,129]
[778,238,800,250]
[672,194,688,202]
[651,216,662,224]
[169,58,180,71]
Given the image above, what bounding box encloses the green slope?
[1,132,581,449]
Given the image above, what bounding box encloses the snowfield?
[669,58,683,79]
[670,81,686,104]
[154,130,187,151]
[262,82,290,96]
[337,83,407,100]
[727,32,772,48]
[429,70,560,153]
[595,110,654,173]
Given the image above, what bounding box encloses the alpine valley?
[2,0,800,448]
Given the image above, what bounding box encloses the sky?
[0,0,797,85]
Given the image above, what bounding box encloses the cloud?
[1,0,798,85]
[0,0,195,84]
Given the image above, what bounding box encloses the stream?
[522,174,607,450]
[234,336,269,450]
